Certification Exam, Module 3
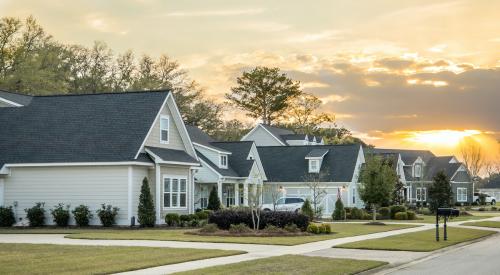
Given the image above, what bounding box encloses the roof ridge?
[257,144,358,148]
[31,89,171,98]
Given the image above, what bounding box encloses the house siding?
[195,146,221,168]
[243,127,283,146]
[131,166,151,223]
[144,102,186,151]
[452,181,473,204]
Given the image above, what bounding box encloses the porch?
[194,179,263,210]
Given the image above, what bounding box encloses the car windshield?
[276,198,285,205]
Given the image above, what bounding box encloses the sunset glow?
[406,130,481,147]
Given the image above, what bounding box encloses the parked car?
[473,192,497,205]
[261,197,305,212]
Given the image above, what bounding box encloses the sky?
[1,0,499,158]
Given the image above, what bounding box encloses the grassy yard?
[335,227,495,252]
[408,214,492,224]
[0,243,243,275]
[174,255,386,275]
[0,223,416,246]
[462,221,500,228]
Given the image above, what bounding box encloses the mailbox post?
[435,208,460,242]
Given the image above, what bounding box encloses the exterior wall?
[242,127,283,146]
[3,166,133,225]
[130,166,151,223]
[144,102,187,151]
[195,146,222,168]
[452,182,473,204]
[194,162,220,183]
[194,182,216,210]
[286,140,307,146]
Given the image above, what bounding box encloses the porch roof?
[145,146,199,164]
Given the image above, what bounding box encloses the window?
[416,187,426,201]
[163,176,187,208]
[276,198,286,205]
[285,198,303,204]
[220,155,228,168]
[160,115,169,143]
[414,164,422,178]
[309,159,320,173]
[457,188,468,202]
[352,187,356,204]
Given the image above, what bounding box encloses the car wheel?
[263,208,271,212]
[492,200,496,205]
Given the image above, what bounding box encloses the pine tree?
[332,197,345,220]
[301,198,314,221]
[428,171,453,212]
[137,177,155,227]
[207,186,221,211]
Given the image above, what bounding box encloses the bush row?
[307,224,331,234]
[165,210,212,227]
[208,208,309,231]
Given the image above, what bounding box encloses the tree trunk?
[372,203,376,221]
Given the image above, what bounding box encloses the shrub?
[478,207,486,211]
[199,223,218,233]
[301,198,314,221]
[207,187,221,211]
[96,204,119,227]
[394,212,408,220]
[491,206,498,211]
[195,210,212,220]
[229,223,252,234]
[389,205,407,219]
[350,207,363,220]
[72,205,93,227]
[345,213,352,219]
[263,225,284,234]
[262,211,309,231]
[137,177,155,227]
[50,203,70,227]
[25,202,45,227]
[344,207,352,214]
[407,211,416,220]
[165,213,180,226]
[418,207,432,215]
[378,207,390,219]
[307,224,319,234]
[0,206,15,227]
[321,224,332,234]
[332,198,345,220]
[362,212,372,220]
[284,223,299,233]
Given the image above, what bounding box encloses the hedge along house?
[0,90,199,226]
[186,126,267,209]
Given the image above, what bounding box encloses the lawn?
[174,255,386,275]
[408,214,492,224]
[0,223,416,246]
[462,221,500,228]
[335,227,495,252]
[0,243,243,275]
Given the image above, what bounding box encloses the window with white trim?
[160,115,169,143]
[220,155,228,168]
[416,187,426,201]
[309,159,320,173]
[457,187,468,202]
[414,164,422,178]
[163,176,187,208]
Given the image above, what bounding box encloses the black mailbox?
[437,208,460,217]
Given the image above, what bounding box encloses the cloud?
[84,13,127,34]
[166,8,264,17]
[288,30,344,43]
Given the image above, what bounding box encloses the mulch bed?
[185,230,314,237]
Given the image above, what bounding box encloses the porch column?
[243,182,249,206]
[217,180,223,206]
[155,164,161,224]
[234,183,240,206]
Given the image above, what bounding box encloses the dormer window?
[220,155,228,168]
[414,164,422,178]
[160,115,169,144]
[309,159,320,173]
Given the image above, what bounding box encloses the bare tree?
[264,185,284,211]
[460,137,486,191]
[248,185,263,231]
[303,172,328,219]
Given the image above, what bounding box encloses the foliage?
[428,171,453,212]
[212,119,251,142]
[195,210,212,220]
[137,177,155,227]
[407,211,416,220]
[300,198,314,221]
[229,223,252,234]
[72,205,93,227]
[50,203,70,227]
[359,155,397,221]
[226,66,302,125]
[199,223,219,233]
[332,197,346,220]
[284,223,300,233]
[307,224,331,234]
[307,224,320,234]
[394,212,408,220]
[207,187,221,211]
[392,181,406,205]
[96,204,119,227]
[349,207,364,220]
[303,172,328,219]
[284,93,335,134]
[165,213,180,226]
[24,202,45,227]
[0,206,15,227]
[378,207,390,219]
[263,225,285,234]
[478,194,487,205]
[389,205,407,219]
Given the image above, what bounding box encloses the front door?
[225,185,235,207]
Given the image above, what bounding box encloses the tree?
[301,198,314,221]
[248,186,263,231]
[332,197,345,220]
[285,93,335,134]
[207,186,221,211]
[303,172,328,219]
[359,156,397,221]
[137,177,155,227]
[213,119,252,141]
[226,66,302,125]
[460,137,485,191]
[428,171,453,212]
[392,180,406,205]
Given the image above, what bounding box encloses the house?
[0,90,199,225]
[370,149,473,205]
[185,125,266,209]
[241,124,324,146]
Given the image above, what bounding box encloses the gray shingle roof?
[281,134,306,141]
[196,150,239,177]
[258,145,360,182]
[145,146,198,164]
[305,148,329,158]
[185,125,231,153]
[371,148,435,164]
[0,90,33,106]
[402,156,470,182]
[0,91,170,167]
[210,141,255,177]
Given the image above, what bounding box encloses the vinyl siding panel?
[144,103,186,151]
[244,127,283,146]
[195,146,221,167]
[4,166,130,225]
[195,162,220,183]
[131,166,151,223]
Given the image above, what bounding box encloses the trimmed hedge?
[0,206,15,227]
[25,202,46,227]
[378,207,390,219]
[208,209,309,231]
[407,211,416,220]
[165,213,180,226]
[394,212,408,220]
[390,205,407,219]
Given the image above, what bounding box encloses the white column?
[243,182,249,206]
[0,178,4,207]
[217,180,223,206]
[127,166,133,223]
[234,184,240,206]
[155,164,161,224]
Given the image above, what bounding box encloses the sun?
[405,130,481,147]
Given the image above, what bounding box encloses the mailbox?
[437,208,460,217]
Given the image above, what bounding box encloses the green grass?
[0,223,417,246]
[336,227,495,252]
[0,243,243,275]
[409,214,491,223]
[462,221,500,228]
[174,255,386,275]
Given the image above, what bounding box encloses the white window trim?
[457,187,468,202]
[309,159,320,173]
[414,164,422,178]
[162,175,188,210]
[159,115,170,144]
[220,155,228,169]
[416,187,427,202]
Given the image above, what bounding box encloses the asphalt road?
[389,233,500,275]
